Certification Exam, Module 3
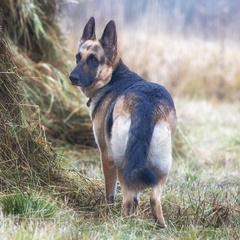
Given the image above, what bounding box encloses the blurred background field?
[0,0,239,239]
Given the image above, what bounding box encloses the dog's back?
[90,61,176,191]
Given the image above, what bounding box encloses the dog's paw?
[133,196,140,209]
[107,195,115,204]
[155,220,167,229]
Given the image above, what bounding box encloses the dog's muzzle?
[69,71,95,87]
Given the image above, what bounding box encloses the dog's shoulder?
[112,64,175,112]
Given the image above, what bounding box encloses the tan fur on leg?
[101,150,117,204]
[150,176,168,228]
[118,170,138,216]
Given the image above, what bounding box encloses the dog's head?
[69,17,120,97]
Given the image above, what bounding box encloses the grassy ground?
[0,97,239,240]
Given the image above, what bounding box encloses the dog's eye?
[76,53,81,64]
[88,54,98,64]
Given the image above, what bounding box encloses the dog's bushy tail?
[123,102,158,190]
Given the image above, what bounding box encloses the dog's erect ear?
[80,17,96,44]
[100,20,117,52]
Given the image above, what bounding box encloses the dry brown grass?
[0,1,92,210]
[118,31,240,102]
[0,28,58,191]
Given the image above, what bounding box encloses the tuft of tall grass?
[0,18,91,210]
[0,0,93,145]
[0,190,58,218]
[1,0,62,63]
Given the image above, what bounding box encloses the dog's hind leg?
[118,170,138,216]
[150,175,168,228]
[101,149,117,204]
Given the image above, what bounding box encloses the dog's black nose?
[69,73,79,85]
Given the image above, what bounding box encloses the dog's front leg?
[101,149,117,204]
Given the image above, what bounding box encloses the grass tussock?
[0,25,62,193]
[0,27,57,191]
[0,2,93,210]
[1,0,62,63]
[1,190,58,218]
[1,0,92,145]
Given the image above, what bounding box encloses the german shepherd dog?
[69,17,177,227]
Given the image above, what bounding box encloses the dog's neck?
[111,59,129,78]
[86,58,125,107]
